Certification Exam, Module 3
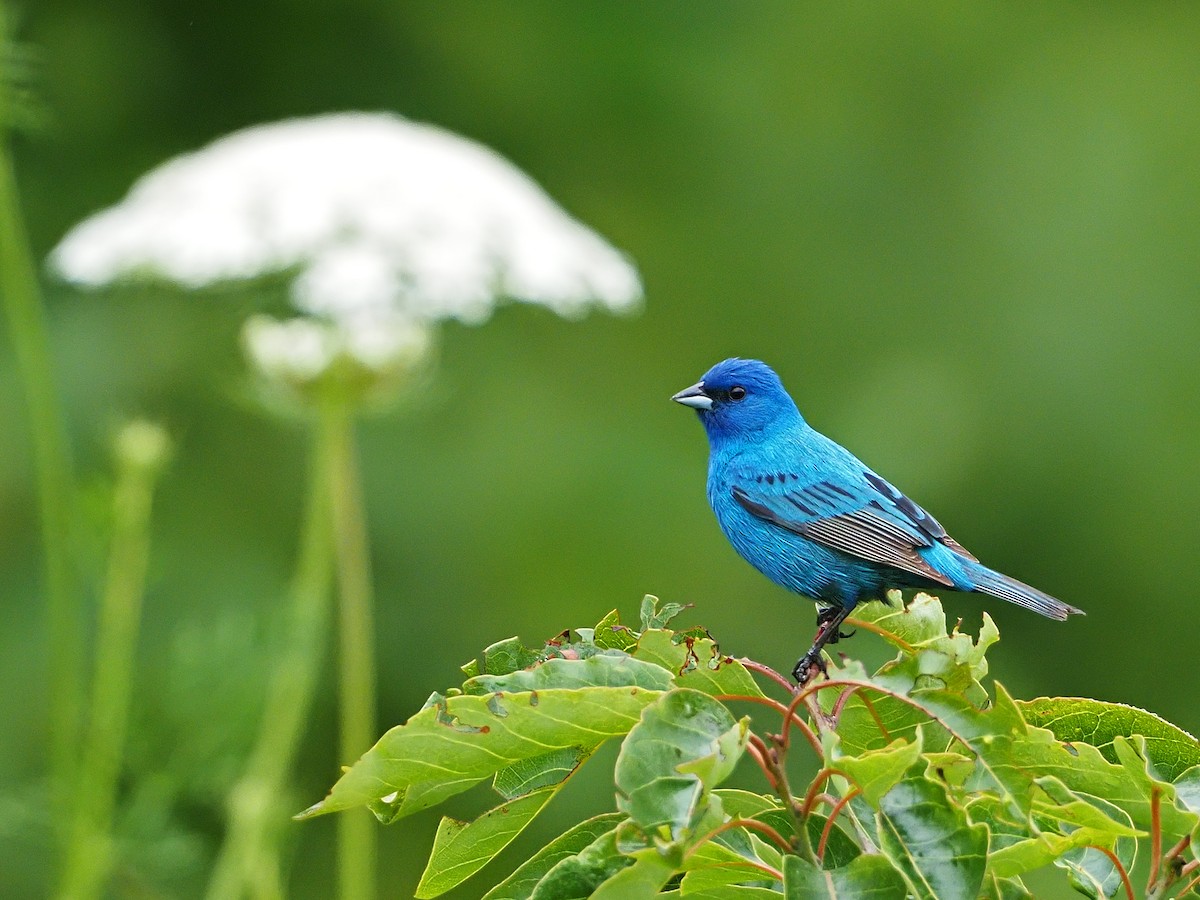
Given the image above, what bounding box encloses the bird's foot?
[791,650,828,686]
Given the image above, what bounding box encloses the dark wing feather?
[730,464,982,584]
[861,472,978,562]
[800,507,954,586]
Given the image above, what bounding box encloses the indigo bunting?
[673,358,1082,684]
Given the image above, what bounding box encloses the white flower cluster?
[52,113,642,397]
[52,112,643,330]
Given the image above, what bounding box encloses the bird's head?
[672,358,803,443]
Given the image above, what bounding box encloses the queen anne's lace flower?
[51,112,643,325]
[242,314,431,388]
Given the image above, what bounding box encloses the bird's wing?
[730,469,976,587]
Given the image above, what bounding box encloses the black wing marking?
[862,472,978,562]
[732,486,955,586]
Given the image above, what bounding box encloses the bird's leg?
[793,605,854,685]
[814,605,856,644]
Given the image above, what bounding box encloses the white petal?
[52,112,644,324]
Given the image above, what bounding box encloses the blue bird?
[673,358,1083,684]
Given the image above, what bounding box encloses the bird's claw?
[791,651,828,686]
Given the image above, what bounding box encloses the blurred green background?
[5,1,1200,897]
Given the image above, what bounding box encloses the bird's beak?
[671,381,714,410]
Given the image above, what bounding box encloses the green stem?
[0,5,81,840]
[328,404,377,900]
[204,413,336,900]
[57,423,168,899]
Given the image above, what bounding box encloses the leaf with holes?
[633,629,766,699]
[300,684,661,818]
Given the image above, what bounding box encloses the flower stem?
[57,422,169,899]
[328,403,377,900]
[204,413,335,900]
[0,6,81,838]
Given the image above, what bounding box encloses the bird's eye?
[729,386,747,401]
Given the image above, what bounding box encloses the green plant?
[59,421,170,899]
[301,594,1200,899]
[0,5,81,837]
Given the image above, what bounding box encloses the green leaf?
[986,778,1140,879]
[301,685,661,817]
[977,874,1033,899]
[829,733,923,806]
[591,851,679,898]
[819,597,999,757]
[675,886,781,899]
[367,777,488,824]
[593,609,640,652]
[915,685,1199,842]
[876,769,988,900]
[783,854,907,899]
[494,747,587,800]
[680,838,782,888]
[481,814,625,900]
[923,752,975,789]
[465,653,674,695]
[462,636,543,678]
[641,594,688,630]
[709,790,859,871]
[909,684,1196,880]
[527,827,632,900]
[808,813,863,870]
[634,629,767,699]
[712,790,783,819]
[1174,763,1200,816]
[850,593,998,684]
[415,787,556,898]
[963,794,1030,861]
[616,689,748,839]
[1018,696,1200,782]
[1056,844,1134,899]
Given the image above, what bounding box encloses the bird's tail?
[966,564,1084,621]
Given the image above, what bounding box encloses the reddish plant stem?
[829,685,861,726]
[746,735,778,792]
[718,693,821,757]
[1163,835,1191,865]
[818,789,860,863]
[799,768,835,818]
[780,685,817,751]
[753,730,816,863]
[1149,786,1163,896]
[688,817,794,856]
[1150,837,1197,900]
[1088,845,1135,900]
[739,657,795,694]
